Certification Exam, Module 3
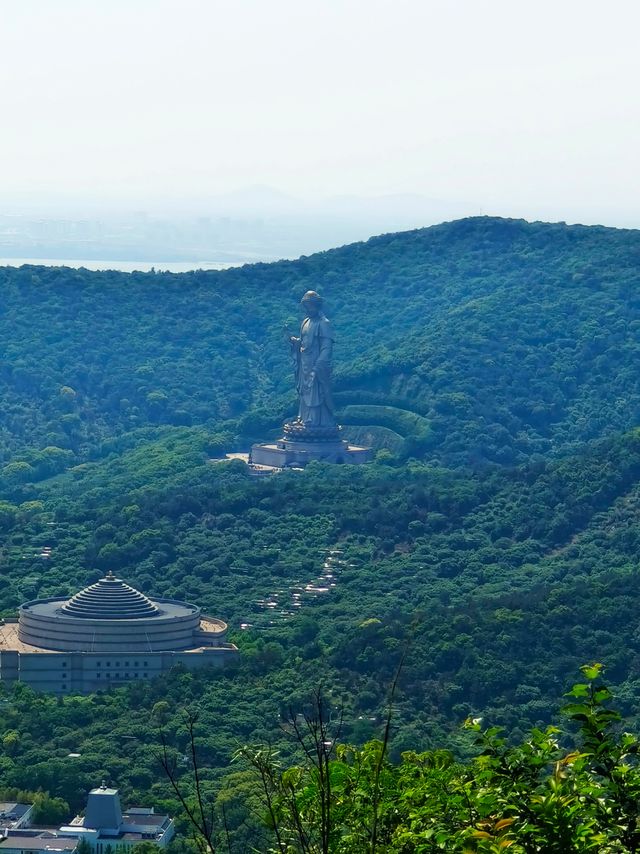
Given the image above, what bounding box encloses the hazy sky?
[1,0,639,225]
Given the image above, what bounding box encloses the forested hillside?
[2,217,640,850]
[2,216,640,468]
[2,426,640,848]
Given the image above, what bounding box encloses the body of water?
[0,258,244,273]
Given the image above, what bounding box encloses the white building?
[0,785,174,854]
[64,783,174,852]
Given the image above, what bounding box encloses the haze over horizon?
[1,0,639,261]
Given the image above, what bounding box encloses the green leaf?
[580,663,604,681]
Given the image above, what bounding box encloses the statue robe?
[293,313,336,428]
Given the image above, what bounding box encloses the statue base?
[283,421,342,443]
[251,422,372,468]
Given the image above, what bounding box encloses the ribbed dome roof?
[60,572,160,620]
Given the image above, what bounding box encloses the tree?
[1,461,34,486]
[152,701,171,726]
[131,843,161,854]
[0,502,17,532]
[2,731,20,755]
[31,793,70,825]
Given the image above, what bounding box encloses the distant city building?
[0,573,237,694]
[0,784,174,854]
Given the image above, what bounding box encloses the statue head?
[301,290,322,305]
[301,290,323,317]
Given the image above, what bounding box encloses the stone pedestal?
[251,422,372,468]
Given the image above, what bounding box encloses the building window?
[62,662,67,668]
[134,673,138,678]
[134,661,139,667]
[125,673,129,678]
[143,672,147,677]
[97,673,101,679]
[115,661,120,667]
[106,673,111,679]
[106,661,111,667]
[143,661,148,666]
[125,661,129,667]
[97,661,101,668]
[62,683,67,690]
[116,673,120,679]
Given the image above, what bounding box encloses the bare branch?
[370,649,407,853]
[156,718,219,853]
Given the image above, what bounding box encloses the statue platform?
[251,423,372,468]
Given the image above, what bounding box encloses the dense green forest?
[2,216,640,467]
[1,216,640,850]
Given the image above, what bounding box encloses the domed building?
[0,573,237,694]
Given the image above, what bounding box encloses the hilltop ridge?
[1,216,640,469]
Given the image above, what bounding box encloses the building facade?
[0,573,237,694]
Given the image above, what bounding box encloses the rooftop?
[0,837,76,852]
[0,618,226,654]
[21,582,198,624]
[122,814,167,828]
[88,786,118,796]
[61,574,159,620]
[0,803,31,820]
[0,623,54,654]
